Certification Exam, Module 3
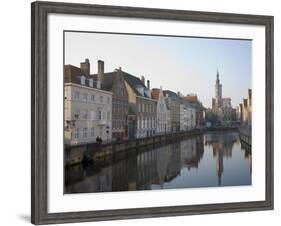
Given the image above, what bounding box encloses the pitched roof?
[163,90,179,98]
[91,72,116,91]
[64,65,87,84]
[65,62,151,99]
[123,72,150,98]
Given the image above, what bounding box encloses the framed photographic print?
[31,1,274,225]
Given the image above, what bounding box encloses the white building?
[64,63,112,145]
[187,105,196,130]
[166,109,172,133]
[152,87,169,134]
[180,104,196,131]
[180,105,188,131]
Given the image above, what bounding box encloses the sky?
[64,31,252,108]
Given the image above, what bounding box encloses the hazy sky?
[65,31,251,108]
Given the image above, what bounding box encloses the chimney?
[248,89,252,108]
[97,60,104,89]
[80,58,90,75]
[141,76,145,85]
[147,80,150,89]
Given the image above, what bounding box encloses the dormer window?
[80,75,86,85]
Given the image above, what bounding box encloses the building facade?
[242,98,248,124]
[96,65,129,140]
[151,87,169,134]
[64,84,112,145]
[179,104,196,131]
[238,89,252,126]
[184,94,203,127]
[211,70,235,125]
[247,89,252,126]
[124,73,157,138]
[64,62,112,145]
[163,90,181,132]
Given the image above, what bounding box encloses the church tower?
[215,70,222,109]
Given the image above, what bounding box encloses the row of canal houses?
[64,59,197,146]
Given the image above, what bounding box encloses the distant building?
[211,70,235,125]
[179,97,196,131]
[247,89,252,126]
[237,104,243,122]
[163,90,181,132]
[151,87,169,134]
[124,74,157,138]
[184,94,203,127]
[221,97,234,122]
[242,98,248,124]
[238,89,252,126]
[64,59,112,145]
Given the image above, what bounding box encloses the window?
[74,91,80,100]
[91,95,95,102]
[91,128,95,137]
[83,93,88,102]
[100,96,103,103]
[74,128,80,139]
[107,111,110,121]
[89,79,93,87]
[74,109,80,119]
[80,76,86,85]
[106,97,110,104]
[90,111,96,120]
[98,110,102,120]
[102,111,106,120]
[83,128,87,138]
[83,110,88,119]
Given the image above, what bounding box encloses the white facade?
[156,88,168,134]
[180,104,196,131]
[135,97,157,138]
[180,105,188,131]
[64,83,112,145]
[166,109,172,133]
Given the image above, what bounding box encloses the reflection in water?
[65,131,251,194]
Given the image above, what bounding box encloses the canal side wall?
[238,126,252,148]
[64,127,237,167]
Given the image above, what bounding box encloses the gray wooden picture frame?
[31,1,274,225]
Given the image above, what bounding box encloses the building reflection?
[204,132,239,186]
[240,143,252,175]
[65,131,252,193]
[180,135,204,170]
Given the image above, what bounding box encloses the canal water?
[65,131,252,194]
